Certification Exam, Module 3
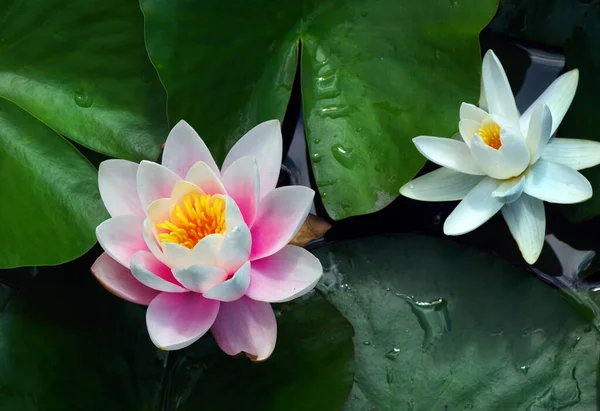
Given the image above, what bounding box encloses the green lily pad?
[0,254,354,410]
[0,98,108,268]
[314,234,600,410]
[0,0,167,161]
[140,0,497,220]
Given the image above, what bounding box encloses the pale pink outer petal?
[162,120,220,177]
[130,251,187,292]
[246,246,322,303]
[211,296,277,361]
[91,252,159,305]
[221,155,260,227]
[221,120,282,200]
[219,225,252,273]
[250,186,314,261]
[203,261,251,302]
[185,161,226,195]
[172,265,228,293]
[98,160,144,217]
[137,160,181,211]
[96,215,147,268]
[146,292,220,350]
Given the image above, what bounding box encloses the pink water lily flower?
[91,120,322,360]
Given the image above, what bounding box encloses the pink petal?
[137,160,181,211]
[185,161,226,195]
[203,261,250,302]
[130,251,187,292]
[96,215,147,268]
[211,296,276,361]
[246,246,322,303]
[172,264,228,293]
[219,226,251,273]
[91,252,159,305]
[162,120,220,177]
[221,120,282,200]
[98,160,144,217]
[143,217,171,266]
[147,292,220,350]
[221,155,260,227]
[250,186,314,260]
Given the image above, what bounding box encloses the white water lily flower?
[400,50,600,264]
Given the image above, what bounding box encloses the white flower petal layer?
[470,129,529,180]
[481,50,520,126]
[412,136,484,175]
[443,177,503,236]
[501,194,545,264]
[524,160,592,204]
[520,70,579,137]
[542,138,600,170]
[400,168,483,202]
[525,103,552,163]
[98,160,144,217]
[492,176,525,204]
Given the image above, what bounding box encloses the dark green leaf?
[314,234,600,410]
[0,0,167,161]
[168,293,354,411]
[140,0,497,219]
[0,98,108,268]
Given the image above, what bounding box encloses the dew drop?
[399,295,451,348]
[318,105,354,119]
[407,398,415,410]
[449,0,458,6]
[363,341,371,346]
[385,347,401,360]
[434,50,441,60]
[331,144,356,169]
[409,183,415,189]
[74,89,93,108]
[519,365,530,374]
[311,153,322,163]
[313,138,321,144]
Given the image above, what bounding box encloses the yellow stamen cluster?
[477,121,502,150]
[156,193,226,249]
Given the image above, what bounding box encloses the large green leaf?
[0,254,354,410]
[0,0,167,161]
[140,0,497,220]
[0,98,108,268]
[488,0,600,222]
[314,234,600,410]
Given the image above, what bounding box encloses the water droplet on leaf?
[74,89,93,108]
[400,295,451,348]
[331,144,356,169]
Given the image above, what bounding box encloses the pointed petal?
[458,119,481,146]
[225,195,246,228]
[96,215,146,268]
[137,161,181,211]
[525,103,552,163]
[147,198,171,226]
[413,136,484,175]
[521,69,579,136]
[250,186,314,261]
[501,195,545,264]
[492,176,525,204]
[524,160,592,204]
[91,252,159,305]
[211,297,276,361]
[470,129,529,179]
[147,293,219,350]
[221,156,260,227]
[98,160,144,217]
[172,265,228,293]
[204,261,251,302]
[479,72,488,112]
[246,246,322,303]
[400,168,483,202]
[131,251,187,292]
[219,225,252,273]
[162,233,224,268]
[162,120,220,177]
[143,218,170,266]
[443,178,503,235]
[542,138,600,170]
[185,161,226,195]
[460,103,489,123]
[222,120,282,200]
[482,50,520,126]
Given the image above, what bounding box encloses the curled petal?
[185,161,226,195]
[491,176,525,204]
[172,265,228,293]
[211,296,276,361]
[162,120,220,177]
[470,129,529,180]
[98,160,144,217]
[91,252,159,305]
[222,120,282,200]
[460,102,489,123]
[219,225,252,274]
[147,292,220,350]
[130,251,187,292]
[246,246,322,303]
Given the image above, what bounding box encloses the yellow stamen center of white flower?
[156,193,226,249]
[478,121,502,150]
